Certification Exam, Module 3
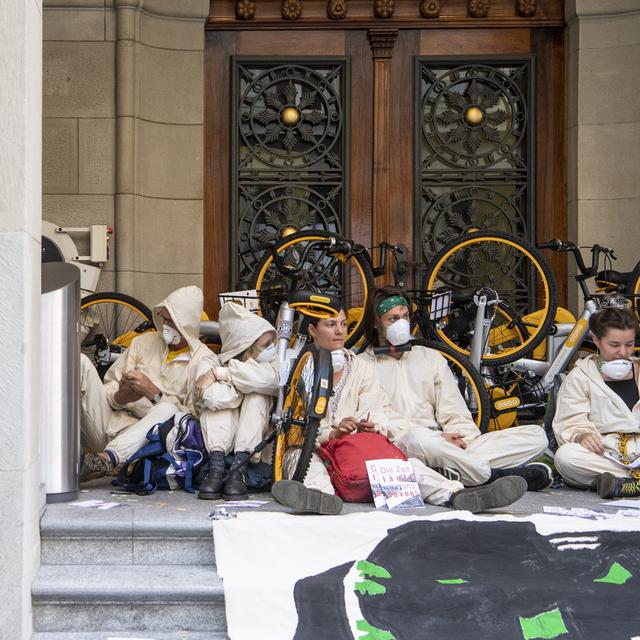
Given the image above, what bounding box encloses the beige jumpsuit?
[302,349,465,506]
[553,355,640,487]
[196,302,277,458]
[358,345,548,486]
[80,285,211,464]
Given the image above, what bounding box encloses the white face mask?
[599,358,633,380]
[162,324,182,346]
[255,344,277,363]
[385,318,412,346]
[331,349,346,372]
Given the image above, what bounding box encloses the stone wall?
[0,1,43,638]
[566,0,640,309]
[43,0,208,309]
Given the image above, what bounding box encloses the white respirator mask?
[255,344,277,363]
[599,358,633,380]
[162,324,182,346]
[331,349,346,373]
[385,318,412,346]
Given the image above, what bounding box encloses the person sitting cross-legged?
[79,286,211,481]
[553,307,640,499]
[356,286,552,493]
[272,307,528,515]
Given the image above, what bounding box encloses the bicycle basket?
[219,289,260,312]
[426,289,453,321]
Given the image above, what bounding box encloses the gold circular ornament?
[281,106,301,126]
[280,226,299,238]
[464,105,485,125]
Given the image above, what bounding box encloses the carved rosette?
[516,0,537,17]
[374,0,395,19]
[281,0,302,20]
[420,0,441,18]
[327,0,347,19]
[236,0,256,20]
[468,0,489,18]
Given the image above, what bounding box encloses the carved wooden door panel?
[204,8,565,313]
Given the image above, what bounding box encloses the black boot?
[490,462,554,492]
[197,450,226,500]
[223,451,250,501]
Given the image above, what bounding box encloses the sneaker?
[597,473,640,499]
[272,480,343,515]
[433,466,462,483]
[493,462,554,492]
[451,476,527,513]
[80,452,113,482]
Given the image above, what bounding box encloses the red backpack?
[318,432,407,503]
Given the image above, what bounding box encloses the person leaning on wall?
[79,286,211,481]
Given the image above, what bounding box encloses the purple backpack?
[112,413,208,494]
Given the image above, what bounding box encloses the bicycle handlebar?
[537,238,616,278]
[373,342,413,355]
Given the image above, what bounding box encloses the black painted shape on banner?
[293,561,353,640]
[293,520,640,640]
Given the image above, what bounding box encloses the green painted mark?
[357,560,391,579]
[436,578,468,584]
[355,579,387,596]
[519,607,569,640]
[594,561,633,585]
[356,619,396,640]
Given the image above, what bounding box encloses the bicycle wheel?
[253,230,375,349]
[629,260,640,320]
[80,292,154,378]
[272,345,332,483]
[422,230,558,365]
[411,339,490,433]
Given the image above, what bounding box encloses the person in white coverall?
[195,302,278,501]
[357,286,552,492]
[553,307,640,499]
[79,286,210,481]
[271,308,528,515]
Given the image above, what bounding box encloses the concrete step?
[33,633,229,639]
[39,497,216,566]
[32,565,226,633]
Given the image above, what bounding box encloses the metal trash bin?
[40,263,81,503]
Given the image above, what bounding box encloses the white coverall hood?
[218,302,276,364]
[152,285,204,354]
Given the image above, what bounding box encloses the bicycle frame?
[508,298,599,393]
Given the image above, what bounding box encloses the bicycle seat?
[451,287,478,305]
[289,289,342,319]
[595,269,632,289]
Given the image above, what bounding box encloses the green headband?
[376,295,409,317]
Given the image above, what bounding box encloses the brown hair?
[363,285,409,347]
[589,307,637,339]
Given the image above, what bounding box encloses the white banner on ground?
[213,510,640,640]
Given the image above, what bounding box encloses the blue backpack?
[112,413,208,494]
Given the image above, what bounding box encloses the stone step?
[33,633,228,639]
[39,499,216,566]
[32,565,226,634]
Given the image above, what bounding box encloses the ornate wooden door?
[204,1,565,314]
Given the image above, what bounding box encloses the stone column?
[0,1,43,638]
[113,0,209,305]
[566,0,640,309]
[43,0,209,307]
